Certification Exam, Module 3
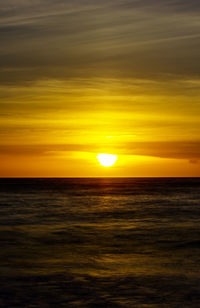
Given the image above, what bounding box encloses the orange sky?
[0,0,200,177]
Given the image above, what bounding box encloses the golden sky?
[0,0,200,176]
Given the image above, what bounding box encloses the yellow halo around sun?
[97,153,118,167]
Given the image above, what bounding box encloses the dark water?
[0,178,200,307]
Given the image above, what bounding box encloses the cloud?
[0,144,93,156]
[118,0,200,13]
[0,0,200,85]
[1,141,200,163]
[123,141,200,161]
[189,159,199,164]
[0,0,199,176]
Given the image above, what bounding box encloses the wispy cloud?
[1,141,200,164]
[0,0,200,84]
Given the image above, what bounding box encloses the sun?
[97,153,117,167]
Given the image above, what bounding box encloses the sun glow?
[97,153,118,167]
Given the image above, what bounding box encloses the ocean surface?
[0,177,200,307]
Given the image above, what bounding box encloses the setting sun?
[97,154,118,167]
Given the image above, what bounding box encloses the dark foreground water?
[0,178,200,307]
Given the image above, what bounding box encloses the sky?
[0,0,200,177]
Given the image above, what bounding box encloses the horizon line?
[0,176,200,179]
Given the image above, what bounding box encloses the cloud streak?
[1,141,200,163]
[0,0,200,84]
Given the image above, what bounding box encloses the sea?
[0,177,200,307]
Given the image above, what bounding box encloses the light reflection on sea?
[0,178,200,307]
